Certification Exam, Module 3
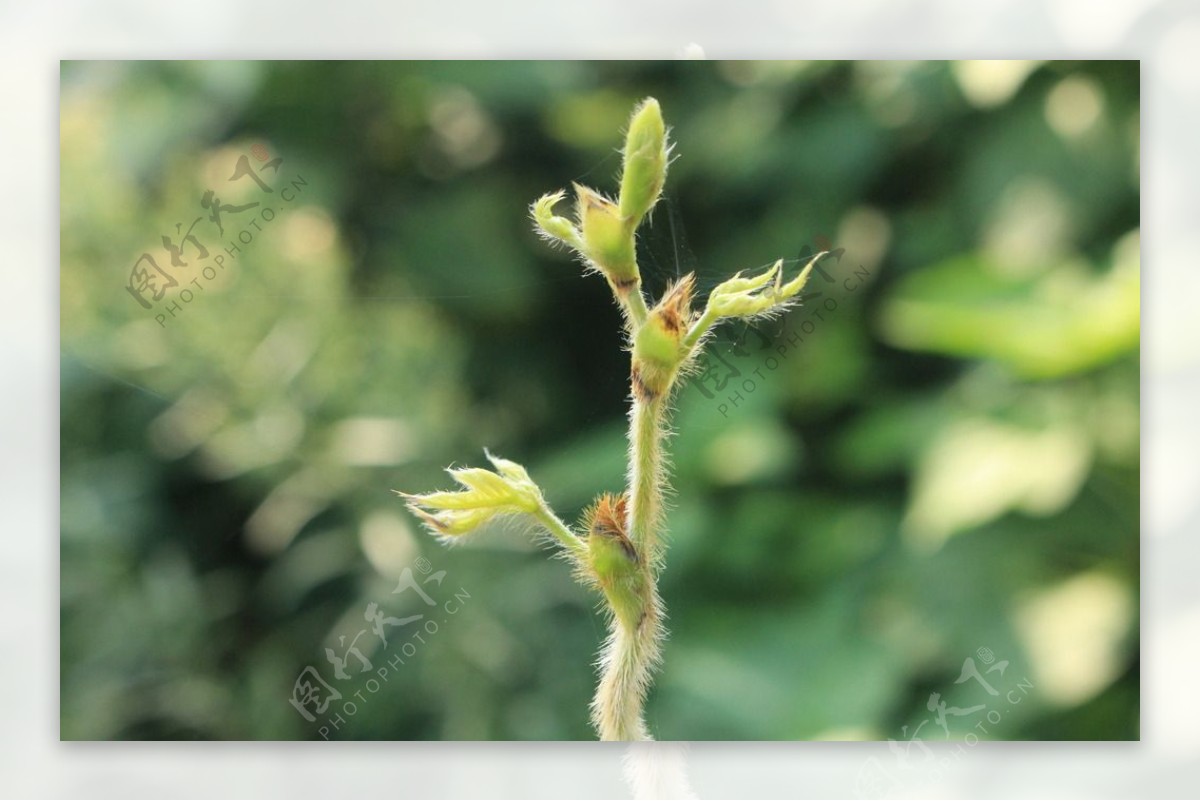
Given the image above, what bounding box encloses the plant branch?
[533,505,587,563]
[621,282,650,328]
[404,96,798,742]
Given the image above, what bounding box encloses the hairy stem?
[621,282,650,328]
[534,505,587,564]
[628,394,667,571]
[590,388,672,740]
[592,580,662,741]
[683,306,719,350]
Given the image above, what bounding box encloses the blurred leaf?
[878,250,1138,378]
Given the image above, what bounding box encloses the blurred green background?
[59,60,1139,741]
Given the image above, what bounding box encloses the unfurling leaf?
[398,450,543,540]
[531,190,584,251]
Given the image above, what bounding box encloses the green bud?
[631,274,694,400]
[583,493,646,631]
[619,98,669,225]
[575,183,638,288]
[633,315,681,368]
